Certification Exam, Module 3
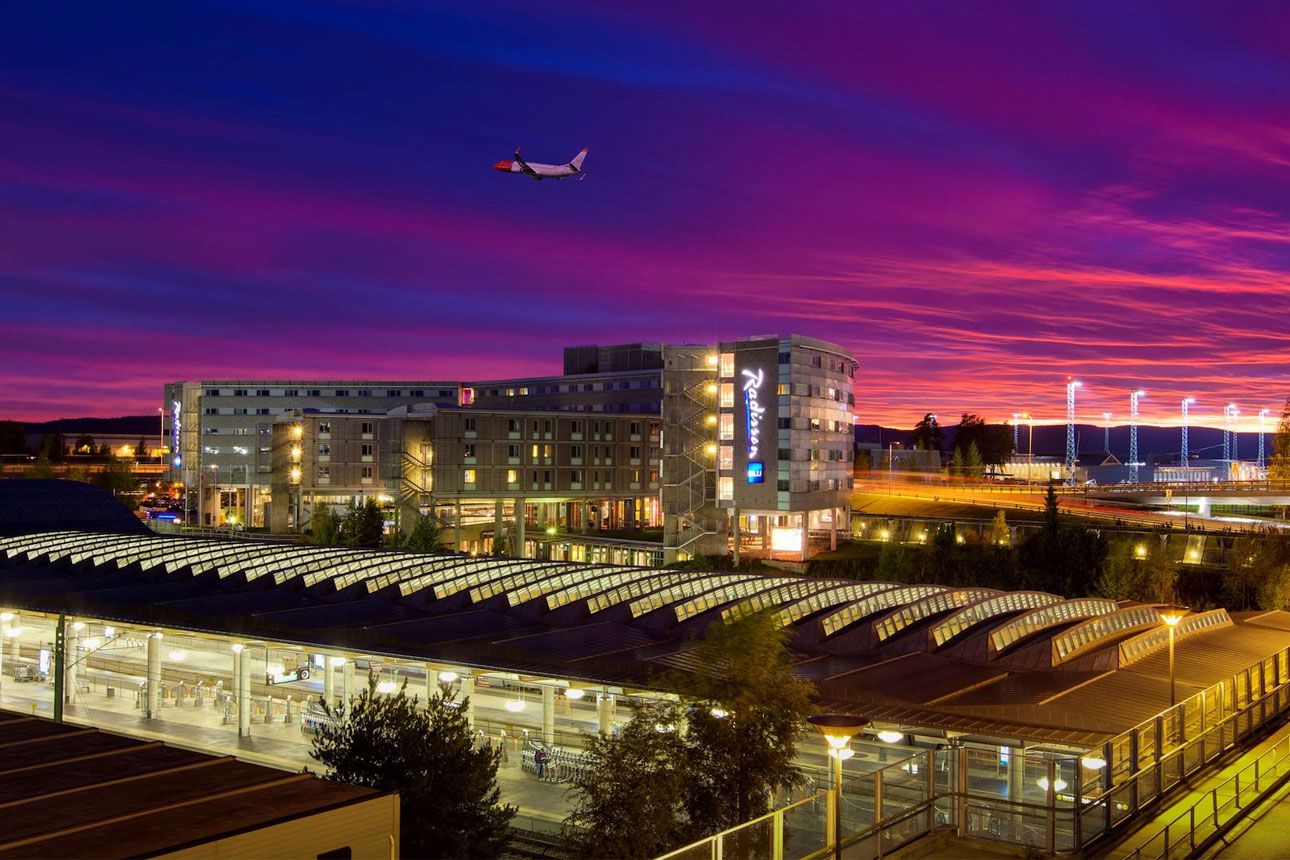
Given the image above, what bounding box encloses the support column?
[1007,743,1026,842]
[732,507,740,565]
[494,499,504,554]
[146,632,161,719]
[831,507,838,551]
[462,672,476,729]
[516,498,526,558]
[323,655,335,705]
[801,512,810,561]
[342,659,354,706]
[64,625,79,707]
[598,691,613,735]
[426,664,436,704]
[455,500,463,551]
[542,684,555,745]
[232,646,241,719]
[237,644,251,737]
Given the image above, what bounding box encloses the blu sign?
[171,399,182,467]
[742,368,766,483]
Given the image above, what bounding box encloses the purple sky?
[3,2,1288,428]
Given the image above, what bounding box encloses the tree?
[1270,398,1290,482]
[342,498,386,548]
[30,452,55,479]
[671,611,815,833]
[910,413,944,453]
[135,436,149,459]
[309,505,343,545]
[74,433,95,454]
[989,511,1009,546]
[950,446,964,477]
[565,703,691,858]
[1222,531,1290,611]
[965,441,984,478]
[876,540,915,582]
[491,525,509,557]
[0,421,26,456]
[38,432,65,461]
[311,677,514,858]
[952,414,1013,468]
[91,458,139,509]
[1097,541,1177,604]
[1018,486,1108,596]
[403,513,447,553]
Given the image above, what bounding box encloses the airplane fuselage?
[492,159,579,179]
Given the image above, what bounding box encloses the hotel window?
[361,444,373,457]
[519,387,529,395]
[319,422,331,434]
[439,389,452,398]
[629,446,641,459]
[409,389,424,397]
[284,389,298,396]
[358,389,372,397]
[256,389,270,396]
[719,383,735,408]
[233,389,248,396]
[571,444,583,459]
[719,446,734,470]
[719,353,735,377]
[233,408,248,415]
[507,469,518,483]
[464,469,476,484]
[204,388,220,396]
[386,389,401,397]
[810,418,821,431]
[508,418,521,434]
[718,476,734,501]
[317,467,330,479]
[571,469,582,483]
[361,466,373,478]
[204,407,218,415]
[719,414,735,441]
[508,443,520,458]
[360,421,375,435]
[334,389,349,397]
[629,421,641,436]
[464,444,476,459]
[307,389,321,396]
[811,356,822,368]
[465,417,476,433]
[582,383,593,392]
[571,420,583,434]
[255,408,270,415]
[777,384,790,396]
[318,444,331,455]
[531,443,539,458]
[544,419,552,434]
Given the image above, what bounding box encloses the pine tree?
[1270,398,1290,482]
[309,505,342,545]
[404,512,447,553]
[966,441,983,478]
[342,498,386,548]
[564,703,691,858]
[989,510,1009,545]
[312,677,514,858]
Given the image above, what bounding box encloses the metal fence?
[656,793,830,860]
[658,645,1290,859]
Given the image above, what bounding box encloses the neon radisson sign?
[742,368,766,483]
[171,399,182,467]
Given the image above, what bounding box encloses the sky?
[2,2,1289,429]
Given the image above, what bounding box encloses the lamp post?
[808,713,870,860]
[1159,607,1188,708]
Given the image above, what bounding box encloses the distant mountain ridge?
[22,416,160,436]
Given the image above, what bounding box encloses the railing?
[657,645,1290,860]
[1125,727,1290,860]
[655,792,829,860]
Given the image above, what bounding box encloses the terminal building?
[167,335,856,562]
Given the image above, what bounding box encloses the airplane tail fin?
[569,147,589,170]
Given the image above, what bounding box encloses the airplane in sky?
[493,146,589,180]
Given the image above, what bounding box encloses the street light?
[809,713,870,860]
[1159,607,1188,708]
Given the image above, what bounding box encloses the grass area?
[850,493,1048,522]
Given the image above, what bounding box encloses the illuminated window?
[719,383,735,408]
[719,414,735,441]
[718,476,734,501]
[464,469,476,484]
[719,446,734,470]
[507,469,518,483]
[719,353,735,378]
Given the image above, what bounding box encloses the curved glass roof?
[1052,606,1163,664]
[774,582,899,627]
[989,598,1117,654]
[930,591,1062,649]
[819,585,947,638]
[871,588,998,644]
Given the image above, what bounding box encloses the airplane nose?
[493,160,512,172]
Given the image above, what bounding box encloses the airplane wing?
[513,146,540,178]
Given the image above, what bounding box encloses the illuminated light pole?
[1259,408,1270,473]
[1129,391,1145,484]
[1181,398,1196,470]
[1012,413,1022,453]
[808,714,871,860]
[1222,403,1237,465]
[1159,607,1188,709]
[1065,380,1081,483]
[1102,412,1112,454]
